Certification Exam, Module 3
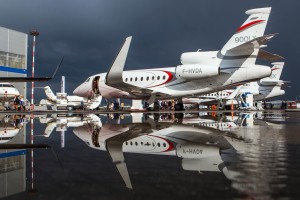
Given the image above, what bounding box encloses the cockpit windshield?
[85,78,90,82]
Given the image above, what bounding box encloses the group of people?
[13,95,26,110]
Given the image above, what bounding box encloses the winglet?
[106,36,132,85]
[50,56,64,78]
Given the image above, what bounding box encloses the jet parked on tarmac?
[41,86,101,110]
[182,62,287,107]
[74,7,281,110]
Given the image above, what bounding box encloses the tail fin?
[221,7,271,53]
[270,62,284,80]
[43,86,57,102]
[259,62,285,85]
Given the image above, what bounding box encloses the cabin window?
[135,77,138,81]
[146,76,149,81]
[125,78,128,82]
[163,75,166,80]
[157,76,160,80]
[157,143,161,147]
[152,76,155,80]
[141,77,143,81]
[130,78,133,82]
[163,143,166,147]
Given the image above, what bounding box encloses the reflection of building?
[0,26,27,99]
[0,115,26,198]
[0,25,27,198]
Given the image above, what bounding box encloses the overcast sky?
[0,0,299,100]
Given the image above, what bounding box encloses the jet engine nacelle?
[175,64,219,80]
[180,51,218,65]
[176,144,220,159]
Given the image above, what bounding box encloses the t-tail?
[260,62,285,85]
[221,7,271,53]
[43,86,57,102]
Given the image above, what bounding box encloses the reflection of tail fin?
[44,86,57,102]
[44,122,56,137]
[222,7,271,53]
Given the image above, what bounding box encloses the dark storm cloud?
[0,0,299,100]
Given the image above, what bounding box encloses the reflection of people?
[13,115,20,129]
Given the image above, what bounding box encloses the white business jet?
[41,86,101,110]
[182,62,286,107]
[74,7,280,110]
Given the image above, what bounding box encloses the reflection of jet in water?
[39,114,101,137]
[71,113,243,189]
[0,115,27,144]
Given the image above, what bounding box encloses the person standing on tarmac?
[13,95,20,110]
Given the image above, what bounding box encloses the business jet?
[69,112,249,189]
[41,86,102,110]
[0,83,20,99]
[74,7,282,110]
[182,62,287,107]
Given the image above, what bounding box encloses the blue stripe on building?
[0,66,27,74]
[0,150,26,158]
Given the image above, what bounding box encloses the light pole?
[30,30,39,110]
[29,29,39,192]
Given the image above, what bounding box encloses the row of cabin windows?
[203,93,230,97]
[124,75,166,83]
[125,141,167,147]
[201,123,228,127]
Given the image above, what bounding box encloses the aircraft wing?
[105,123,153,189]
[105,37,171,99]
[223,33,278,57]
[0,56,63,82]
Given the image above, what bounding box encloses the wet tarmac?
[1,110,300,200]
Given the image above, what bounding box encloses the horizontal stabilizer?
[258,49,284,61]
[223,33,278,57]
